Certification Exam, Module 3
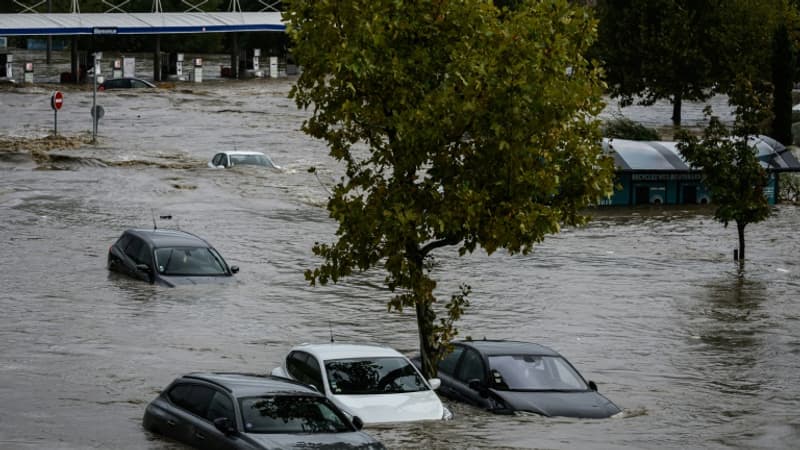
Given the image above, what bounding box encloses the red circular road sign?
[51,91,64,111]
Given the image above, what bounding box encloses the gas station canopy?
[0,12,285,36]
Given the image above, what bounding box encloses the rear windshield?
[154,246,227,276]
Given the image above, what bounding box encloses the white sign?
[123,57,136,78]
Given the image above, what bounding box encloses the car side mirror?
[468,379,489,398]
[213,417,236,435]
[588,380,598,391]
[428,378,441,390]
[351,416,364,430]
[230,265,239,274]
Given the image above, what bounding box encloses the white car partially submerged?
[208,151,280,169]
[271,343,452,425]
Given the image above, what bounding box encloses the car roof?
[455,340,561,357]
[180,372,322,398]
[291,342,406,361]
[223,151,267,156]
[123,228,211,249]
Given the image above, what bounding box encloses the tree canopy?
[677,80,772,263]
[594,0,786,127]
[287,0,614,376]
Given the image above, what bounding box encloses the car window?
[325,357,428,395]
[105,79,125,89]
[212,154,224,166]
[115,233,132,250]
[123,237,149,265]
[455,349,485,384]
[168,383,215,418]
[131,79,150,88]
[206,391,235,424]
[154,246,227,276]
[438,345,465,376]
[286,352,324,392]
[239,395,352,434]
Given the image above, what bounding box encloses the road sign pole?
[50,91,63,136]
[92,61,97,142]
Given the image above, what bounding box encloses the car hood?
[243,431,383,450]
[156,275,234,287]
[332,391,444,424]
[491,389,620,419]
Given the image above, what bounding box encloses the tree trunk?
[415,299,437,379]
[671,91,683,128]
[737,221,746,261]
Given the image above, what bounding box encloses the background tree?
[594,0,786,128]
[287,0,615,377]
[677,79,772,263]
[594,0,720,127]
[771,23,795,145]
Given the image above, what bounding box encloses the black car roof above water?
[457,340,561,357]
[182,373,322,398]
[125,229,210,248]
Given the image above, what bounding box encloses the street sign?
[50,91,63,111]
[91,105,105,119]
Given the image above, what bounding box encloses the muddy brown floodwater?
[1,51,798,450]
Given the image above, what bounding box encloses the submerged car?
[107,228,238,287]
[429,340,621,419]
[209,151,280,169]
[98,77,156,90]
[143,372,384,450]
[271,343,452,424]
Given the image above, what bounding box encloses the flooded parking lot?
[1,53,799,449]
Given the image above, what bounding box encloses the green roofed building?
[600,136,800,206]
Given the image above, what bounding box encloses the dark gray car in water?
[107,228,238,286]
[143,372,385,450]
[429,340,621,419]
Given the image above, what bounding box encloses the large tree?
[288,0,615,377]
[677,80,772,263]
[595,0,784,128]
[594,0,720,127]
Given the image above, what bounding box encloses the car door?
[453,348,491,409]
[436,345,465,400]
[286,351,325,393]
[192,388,240,450]
[160,383,206,445]
[122,236,152,282]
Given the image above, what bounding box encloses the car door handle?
[194,431,206,440]
[166,420,177,426]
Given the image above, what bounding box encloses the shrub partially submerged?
[602,116,660,141]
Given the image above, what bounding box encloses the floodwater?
[1,51,798,450]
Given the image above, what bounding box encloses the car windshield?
[325,357,428,395]
[229,154,274,168]
[239,395,352,434]
[488,355,587,391]
[154,246,227,276]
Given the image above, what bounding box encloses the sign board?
[91,105,105,119]
[93,27,118,35]
[50,91,64,111]
[122,57,135,78]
